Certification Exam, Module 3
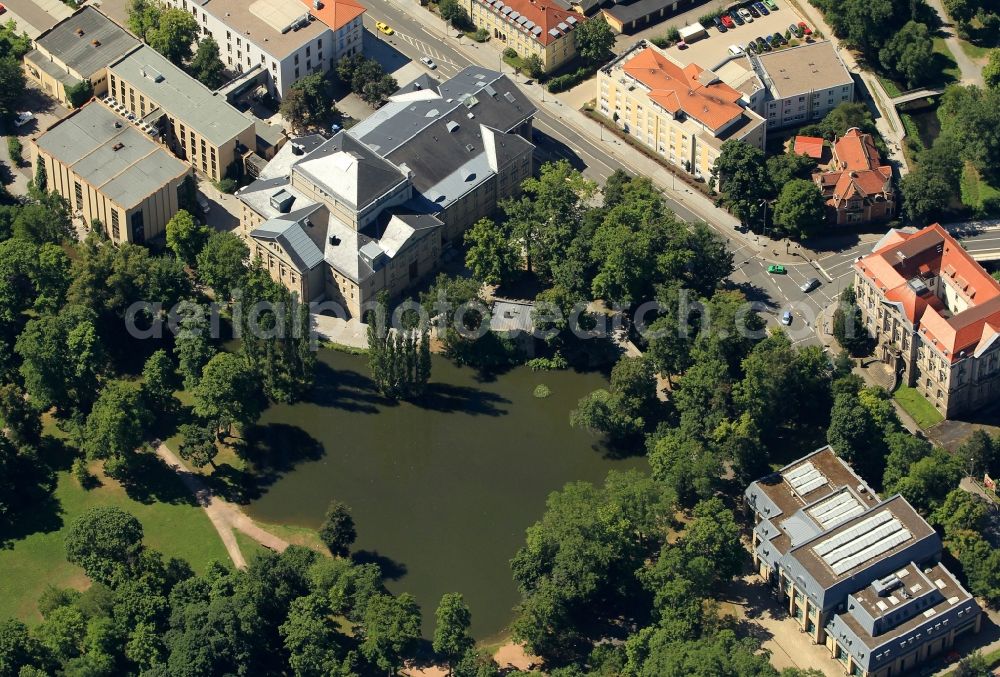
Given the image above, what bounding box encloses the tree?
[196,231,249,301]
[148,8,199,65]
[832,285,868,355]
[192,352,264,439]
[189,36,226,88]
[0,56,26,123]
[81,381,150,467]
[279,593,351,677]
[931,488,989,536]
[65,506,144,586]
[574,16,615,65]
[433,593,474,675]
[64,79,94,109]
[0,384,41,447]
[879,21,934,89]
[985,50,1000,90]
[35,606,86,664]
[523,54,544,79]
[12,196,72,244]
[165,209,210,267]
[713,140,770,225]
[766,152,816,188]
[32,159,47,195]
[141,349,179,414]
[901,166,953,222]
[367,294,432,400]
[319,501,356,557]
[0,619,48,676]
[280,88,310,131]
[361,593,422,676]
[957,429,998,477]
[819,102,876,139]
[361,75,398,107]
[954,652,991,677]
[439,0,470,28]
[772,179,825,239]
[464,217,520,285]
[173,305,216,390]
[127,0,161,41]
[827,391,884,482]
[890,449,963,513]
[288,72,337,125]
[818,0,896,58]
[571,356,656,443]
[177,420,219,469]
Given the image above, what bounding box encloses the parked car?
[755,1,769,15]
[747,4,760,17]
[773,32,785,45]
[739,7,754,22]
[799,21,812,35]
[781,311,793,326]
[767,264,786,274]
[420,56,437,69]
[196,193,210,216]
[721,14,735,28]
[800,277,821,293]
[713,16,727,31]
[0,3,6,14]
[13,111,33,127]
[729,10,744,25]
[764,34,775,47]
[763,0,777,9]
[789,23,800,36]
[747,41,758,53]
[728,44,745,55]
[677,40,688,48]
[375,21,394,35]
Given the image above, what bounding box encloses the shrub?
[650,36,668,48]
[666,26,680,42]
[7,137,23,165]
[698,8,723,23]
[503,47,518,59]
[214,177,237,194]
[527,353,569,371]
[472,27,489,42]
[547,67,589,93]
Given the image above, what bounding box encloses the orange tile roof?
[855,224,1000,361]
[815,127,893,206]
[833,127,881,171]
[793,135,824,159]
[473,0,584,46]
[301,0,365,31]
[622,47,745,132]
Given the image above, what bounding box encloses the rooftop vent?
[75,27,84,36]
[269,189,295,213]
[112,142,125,151]
[446,120,460,133]
[873,575,903,597]
[91,39,101,47]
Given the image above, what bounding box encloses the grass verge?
[932,37,961,83]
[234,530,272,563]
[0,459,230,624]
[892,386,944,429]
[254,520,328,554]
[942,647,1000,676]
[960,162,1000,214]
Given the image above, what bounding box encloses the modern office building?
[160,0,365,97]
[23,6,140,107]
[236,67,535,315]
[745,41,854,130]
[814,128,895,226]
[597,41,766,180]
[854,224,1000,418]
[32,101,191,244]
[107,44,256,182]
[464,0,585,73]
[746,446,982,677]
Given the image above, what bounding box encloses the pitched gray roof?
[108,45,253,147]
[34,102,189,209]
[34,6,139,77]
[292,134,406,210]
[250,204,326,271]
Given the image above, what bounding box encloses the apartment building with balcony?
[597,41,766,180]
[161,0,365,97]
[236,67,535,315]
[854,224,1000,419]
[746,446,982,677]
[465,0,585,73]
[32,101,191,244]
[23,6,140,107]
[107,44,256,182]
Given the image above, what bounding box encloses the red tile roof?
[855,224,1000,361]
[833,127,880,171]
[301,0,365,31]
[814,128,893,207]
[621,47,745,132]
[793,135,824,159]
[473,0,584,46]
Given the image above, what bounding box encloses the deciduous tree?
[196,231,249,301]
[165,209,210,267]
[189,36,226,88]
[772,179,825,239]
[464,217,520,285]
[433,593,474,675]
[319,500,357,557]
[65,506,144,586]
[148,8,199,65]
[192,352,264,439]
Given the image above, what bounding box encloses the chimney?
[91,39,101,47]
[75,27,84,36]
[112,142,125,151]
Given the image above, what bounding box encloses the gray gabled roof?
[34,102,189,209]
[250,203,325,272]
[292,133,406,210]
[34,7,140,79]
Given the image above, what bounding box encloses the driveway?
[925,0,984,86]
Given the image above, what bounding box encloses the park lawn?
[958,39,990,61]
[932,38,961,83]
[234,530,272,563]
[255,520,328,554]
[0,459,230,624]
[893,386,944,429]
[960,162,1000,212]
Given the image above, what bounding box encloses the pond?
[243,350,646,640]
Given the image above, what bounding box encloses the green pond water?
[244,350,646,639]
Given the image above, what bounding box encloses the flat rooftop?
[752,40,853,99]
[33,6,139,78]
[108,45,253,147]
[187,0,330,59]
[34,102,189,209]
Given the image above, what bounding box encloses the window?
[111,209,121,240]
[236,37,241,46]
[294,54,299,64]
[74,181,83,208]
[227,31,231,40]
[130,211,145,243]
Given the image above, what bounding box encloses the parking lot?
[661,1,809,69]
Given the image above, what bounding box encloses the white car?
[738,7,754,22]
[420,56,437,70]
[13,111,33,127]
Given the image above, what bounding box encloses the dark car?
[714,15,728,31]
[747,4,760,17]
[773,31,785,44]
[747,40,758,53]
[755,1,769,15]
[800,278,821,293]
[730,10,744,25]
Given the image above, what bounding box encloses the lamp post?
[760,198,769,238]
